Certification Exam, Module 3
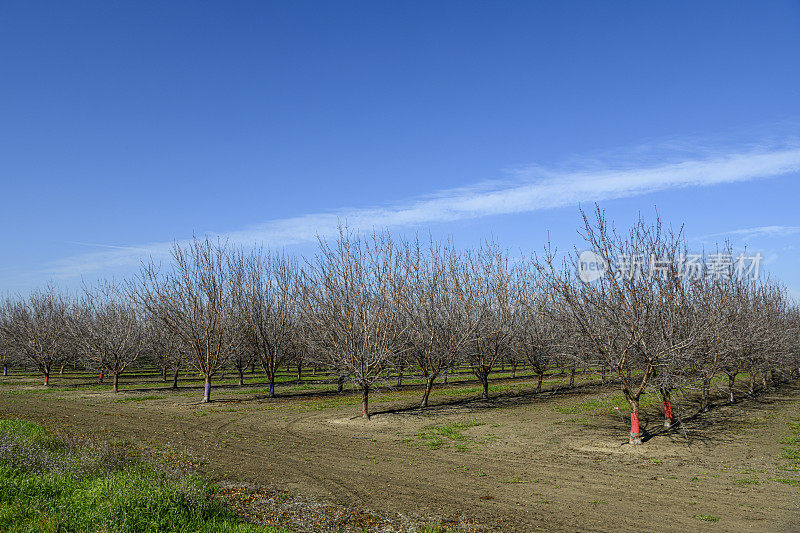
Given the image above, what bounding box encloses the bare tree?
[1,286,72,386]
[746,280,792,393]
[512,264,564,394]
[231,249,297,397]
[288,298,313,384]
[626,223,709,429]
[401,238,482,408]
[0,302,14,376]
[464,242,514,400]
[132,237,237,402]
[0,304,12,376]
[71,282,144,392]
[303,227,406,418]
[544,207,686,444]
[143,312,179,384]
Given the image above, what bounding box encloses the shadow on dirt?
[615,381,800,447]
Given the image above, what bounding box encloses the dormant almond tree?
[0,306,10,376]
[143,313,178,383]
[1,287,71,386]
[748,281,792,391]
[400,238,482,408]
[143,312,185,388]
[714,278,765,403]
[512,260,562,394]
[544,207,678,444]
[464,243,515,400]
[228,317,257,387]
[784,307,800,380]
[132,237,237,403]
[71,282,144,393]
[303,228,406,418]
[637,227,708,428]
[230,249,297,397]
[288,300,312,384]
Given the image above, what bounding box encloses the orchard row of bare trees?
[541,207,799,443]
[1,210,799,444]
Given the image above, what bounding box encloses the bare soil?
[2,372,799,532]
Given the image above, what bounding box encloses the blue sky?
[1,1,799,297]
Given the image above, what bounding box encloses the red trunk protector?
[631,412,640,435]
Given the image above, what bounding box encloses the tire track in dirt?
[3,381,800,531]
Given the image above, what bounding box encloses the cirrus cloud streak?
[47,144,800,278]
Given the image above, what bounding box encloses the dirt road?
[2,375,799,532]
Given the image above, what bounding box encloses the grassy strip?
[0,419,285,533]
[779,420,800,472]
[413,421,484,451]
[552,391,661,414]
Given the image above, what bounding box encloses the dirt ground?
[2,371,799,532]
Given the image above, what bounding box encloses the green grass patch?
[694,514,720,522]
[771,478,800,486]
[780,420,800,473]
[415,421,484,450]
[553,392,659,414]
[0,418,283,532]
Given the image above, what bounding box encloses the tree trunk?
[661,389,673,428]
[511,363,517,379]
[421,375,436,408]
[2,364,7,376]
[202,376,211,403]
[479,371,489,400]
[396,367,403,387]
[361,385,370,419]
[443,371,448,384]
[43,373,50,386]
[238,367,244,386]
[297,363,302,383]
[749,372,755,394]
[161,366,168,382]
[536,371,544,393]
[268,374,276,397]
[98,371,104,384]
[112,373,119,393]
[629,398,642,445]
[569,367,576,388]
[601,366,607,384]
[727,373,736,403]
[172,367,180,389]
[700,378,711,412]
[250,361,256,373]
[59,364,65,375]
[337,375,344,393]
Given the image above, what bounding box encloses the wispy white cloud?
[47,144,800,278]
[699,225,800,240]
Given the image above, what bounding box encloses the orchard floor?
[2,371,799,532]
